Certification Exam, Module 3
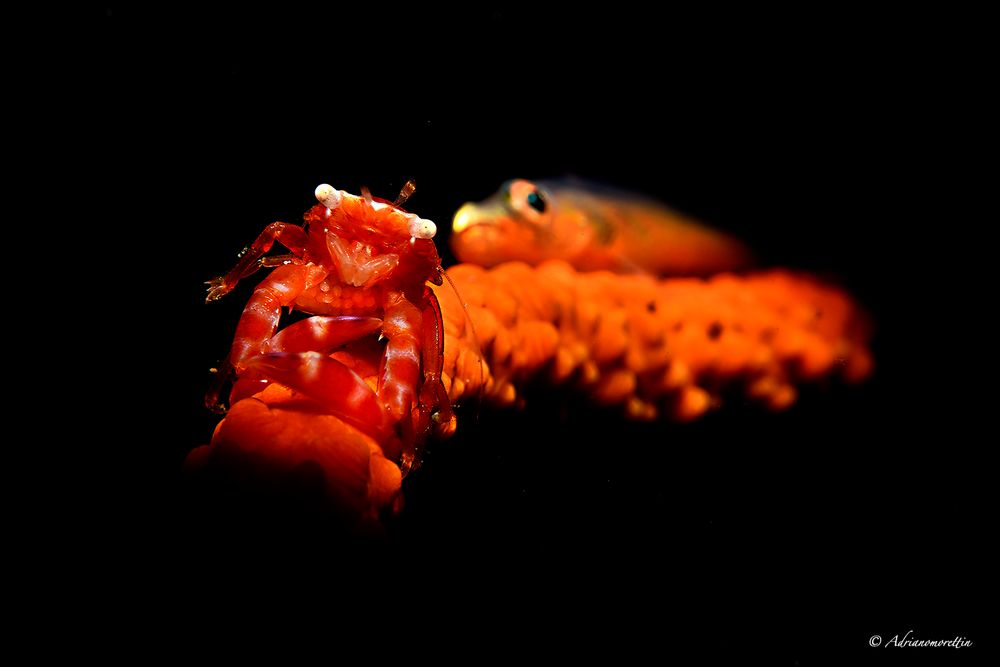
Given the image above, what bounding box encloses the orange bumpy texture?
[438,261,872,421]
[189,260,872,528]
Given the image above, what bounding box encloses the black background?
[91,7,988,664]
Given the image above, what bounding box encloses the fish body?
[451,178,753,275]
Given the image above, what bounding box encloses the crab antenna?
[394,179,417,207]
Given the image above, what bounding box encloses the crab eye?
[408,216,437,239]
[315,183,342,209]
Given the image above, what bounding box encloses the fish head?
[451,179,556,266]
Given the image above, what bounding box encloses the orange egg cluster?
[295,280,382,314]
[316,281,379,310]
[436,261,873,421]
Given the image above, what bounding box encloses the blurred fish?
[451,178,753,275]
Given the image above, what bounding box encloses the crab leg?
[205,264,327,411]
[226,264,328,370]
[419,287,454,436]
[266,316,383,354]
[246,352,390,442]
[206,222,310,302]
[378,291,423,423]
[229,315,384,405]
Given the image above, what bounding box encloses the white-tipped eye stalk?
[315,184,342,209]
[408,217,437,239]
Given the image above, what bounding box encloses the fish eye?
[526,189,547,213]
[507,179,550,222]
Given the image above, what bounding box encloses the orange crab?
[202,183,453,477]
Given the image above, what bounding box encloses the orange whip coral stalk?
[435,261,872,420]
